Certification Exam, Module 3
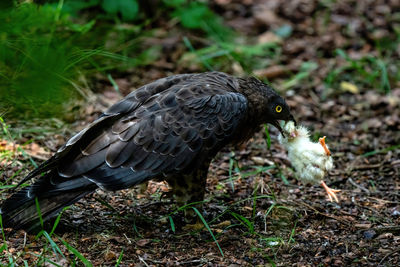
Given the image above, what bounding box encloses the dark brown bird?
[1,71,295,231]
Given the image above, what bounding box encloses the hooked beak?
[271,120,285,136]
[289,114,297,126]
[271,114,296,137]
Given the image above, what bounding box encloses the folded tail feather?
[0,173,97,231]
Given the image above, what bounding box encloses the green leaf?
[57,0,100,17]
[68,19,96,33]
[178,3,210,29]
[163,0,186,7]
[101,0,138,21]
[101,0,119,14]
[119,0,138,21]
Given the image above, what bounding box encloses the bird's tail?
[0,172,97,232]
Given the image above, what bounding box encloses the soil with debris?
[1,0,400,266]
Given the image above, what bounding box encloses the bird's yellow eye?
[275,105,282,113]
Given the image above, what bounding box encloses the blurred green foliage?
[49,0,140,21]
[164,0,234,41]
[0,3,83,118]
[183,38,280,73]
[325,49,392,95]
[0,0,237,119]
[0,1,158,119]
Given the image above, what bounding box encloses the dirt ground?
[1,0,400,266]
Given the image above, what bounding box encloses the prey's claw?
[320,181,340,203]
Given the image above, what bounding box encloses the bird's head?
[264,94,296,136]
[239,76,296,136]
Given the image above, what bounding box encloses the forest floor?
[1,0,400,266]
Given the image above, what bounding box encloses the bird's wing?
[17,73,194,186]
[31,73,248,191]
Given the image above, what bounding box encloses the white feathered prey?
[278,121,340,202]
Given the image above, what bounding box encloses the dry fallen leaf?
[136,239,151,247]
[340,81,359,94]
[104,250,117,261]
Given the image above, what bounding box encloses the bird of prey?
[1,71,295,231]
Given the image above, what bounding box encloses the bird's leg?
[181,186,206,231]
[318,137,339,202]
[169,174,206,214]
[320,180,340,203]
[168,167,208,230]
[319,136,331,156]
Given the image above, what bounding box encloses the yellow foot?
[320,180,341,203]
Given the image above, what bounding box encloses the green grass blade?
[50,206,70,236]
[93,196,119,214]
[60,238,92,266]
[288,221,297,244]
[42,231,65,259]
[107,73,120,94]
[192,207,224,257]
[42,258,63,267]
[168,216,175,233]
[362,144,400,157]
[183,36,213,71]
[115,249,124,267]
[230,211,254,233]
[240,166,275,178]
[377,59,391,93]
[264,124,271,149]
[167,200,206,216]
[0,243,6,253]
[35,197,44,229]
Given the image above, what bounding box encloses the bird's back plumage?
[1,71,293,231]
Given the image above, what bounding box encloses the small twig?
[352,163,382,170]
[123,233,132,244]
[367,197,400,204]
[288,200,352,226]
[179,259,207,265]
[25,153,49,161]
[379,248,400,265]
[138,256,150,267]
[348,178,370,194]
[370,226,400,235]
